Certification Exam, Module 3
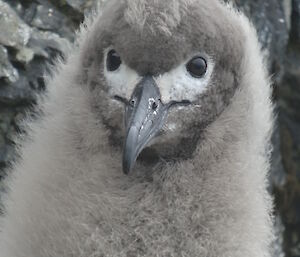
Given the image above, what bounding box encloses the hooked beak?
[122,76,168,174]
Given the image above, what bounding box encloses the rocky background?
[0,0,299,256]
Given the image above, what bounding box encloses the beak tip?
[122,158,132,175]
[122,166,130,175]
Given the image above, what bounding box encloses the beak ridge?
[123,126,139,174]
[122,76,168,174]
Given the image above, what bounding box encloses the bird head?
[79,0,245,174]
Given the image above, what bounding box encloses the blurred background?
[0,0,299,256]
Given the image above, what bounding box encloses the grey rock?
[270,121,286,188]
[65,0,97,12]
[64,0,106,15]
[276,4,300,254]
[279,51,300,122]
[0,108,14,135]
[291,0,300,46]
[21,2,37,24]
[3,0,24,17]
[31,5,65,31]
[30,3,74,40]
[0,1,31,49]
[283,0,292,31]
[272,214,285,257]
[28,28,70,58]
[0,133,5,149]
[0,76,35,105]
[233,0,289,83]
[0,108,16,173]
[270,124,286,257]
[15,47,34,64]
[0,45,19,83]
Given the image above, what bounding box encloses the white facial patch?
[104,48,214,103]
[103,48,141,99]
[155,56,214,103]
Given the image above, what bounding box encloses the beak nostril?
[114,95,128,105]
[130,100,135,107]
[152,102,158,110]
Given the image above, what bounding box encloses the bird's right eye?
[106,50,122,71]
[186,56,207,78]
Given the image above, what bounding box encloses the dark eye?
[107,49,122,71]
[186,57,207,78]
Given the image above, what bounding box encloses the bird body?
[0,0,274,256]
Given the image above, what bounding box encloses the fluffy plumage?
[0,0,274,256]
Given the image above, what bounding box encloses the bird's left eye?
[186,57,207,78]
[107,49,122,71]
